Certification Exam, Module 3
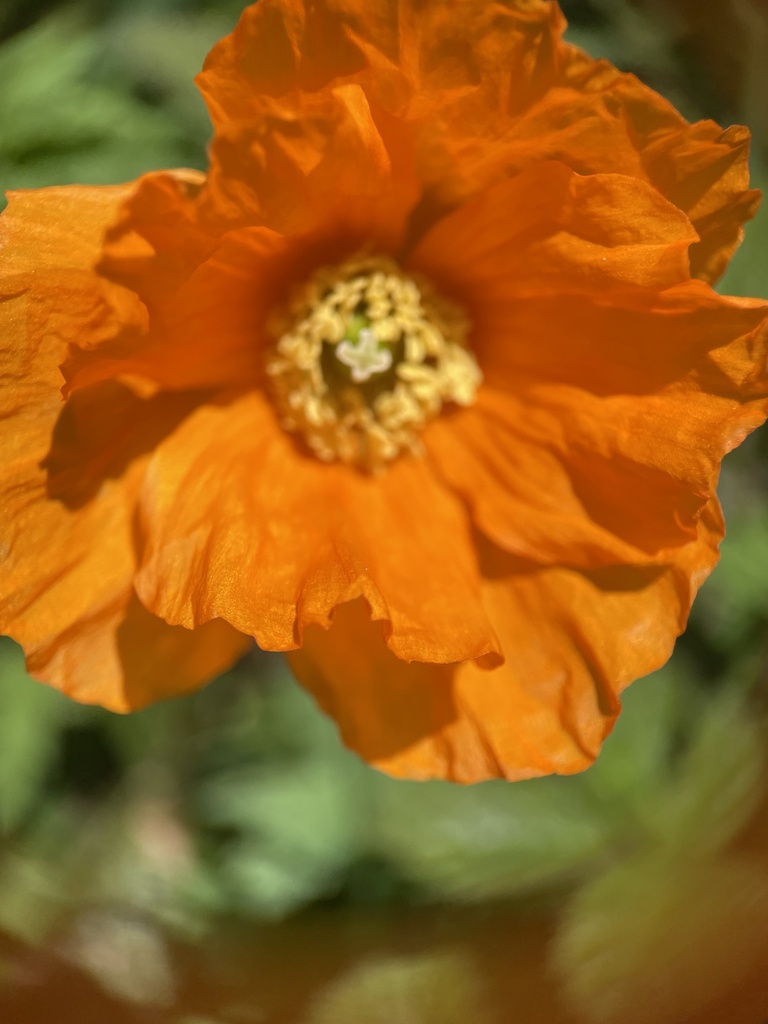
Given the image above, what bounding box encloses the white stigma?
[336,327,393,383]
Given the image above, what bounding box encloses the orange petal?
[0,186,139,660]
[289,504,723,783]
[377,0,564,111]
[66,226,282,395]
[0,184,134,385]
[198,2,756,281]
[557,51,761,283]
[409,162,697,298]
[61,172,213,392]
[65,175,420,398]
[99,168,212,307]
[410,167,768,565]
[43,381,199,509]
[198,0,399,104]
[197,0,562,110]
[135,390,500,666]
[199,44,418,240]
[425,392,704,569]
[0,371,233,707]
[61,170,223,395]
[287,600,470,780]
[196,0,411,235]
[397,11,757,281]
[27,590,250,713]
[195,0,564,237]
[427,288,768,567]
[427,285,768,566]
[0,185,246,708]
[479,62,759,285]
[632,119,759,285]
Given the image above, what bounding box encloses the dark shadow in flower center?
[319,335,405,404]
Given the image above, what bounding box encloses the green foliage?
[0,14,203,190]
[693,505,768,651]
[652,689,765,855]
[370,771,612,902]
[0,640,71,833]
[191,679,370,918]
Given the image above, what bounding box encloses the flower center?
[265,254,481,471]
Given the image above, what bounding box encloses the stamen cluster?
[266,254,481,471]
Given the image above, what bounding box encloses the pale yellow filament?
[266,254,481,472]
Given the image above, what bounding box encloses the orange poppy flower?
[1,0,767,781]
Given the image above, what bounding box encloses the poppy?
[1,0,767,780]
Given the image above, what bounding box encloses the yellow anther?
[266,253,481,472]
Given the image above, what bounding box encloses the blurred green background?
[2,1,768,1022]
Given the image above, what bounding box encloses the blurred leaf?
[102,11,229,132]
[305,952,495,1024]
[552,850,768,1024]
[0,14,198,190]
[194,679,370,918]
[204,759,362,918]
[0,810,79,941]
[371,771,611,902]
[66,910,175,1007]
[650,689,765,855]
[692,504,768,651]
[0,640,68,832]
[101,698,179,767]
[582,664,690,809]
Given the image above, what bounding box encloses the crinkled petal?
[411,165,768,565]
[66,190,414,398]
[194,0,563,238]
[0,186,246,707]
[197,0,400,104]
[27,590,250,712]
[288,600,460,778]
[409,162,697,296]
[0,186,138,655]
[199,64,418,238]
[0,374,245,709]
[196,1,757,277]
[67,228,279,395]
[405,12,757,279]
[62,170,221,394]
[99,168,212,306]
[556,51,761,283]
[373,0,564,116]
[425,393,702,569]
[135,390,500,666]
[436,289,767,566]
[197,0,562,108]
[405,32,758,280]
[289,501,723,782]
[196,0,408,233]
[485,100,753,287]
